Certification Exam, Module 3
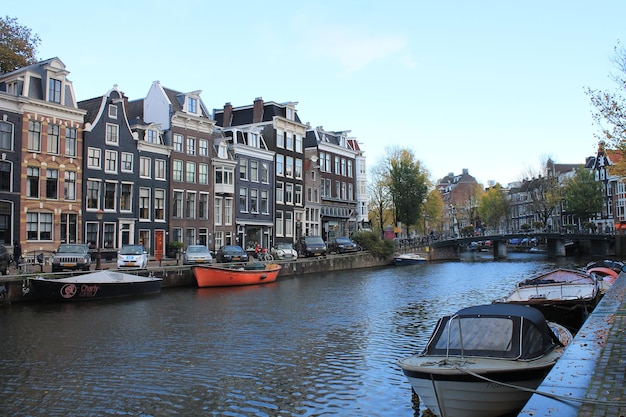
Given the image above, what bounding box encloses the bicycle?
[257,248,274,262]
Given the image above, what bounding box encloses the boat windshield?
[424,304,559,360]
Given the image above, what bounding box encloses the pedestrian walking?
[13,240,21,267]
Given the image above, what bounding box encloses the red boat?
[192,262,281,287]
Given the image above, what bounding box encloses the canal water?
[0,253,593,417]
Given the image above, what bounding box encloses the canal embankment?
[0,251,395,303]
[519,269,626,416]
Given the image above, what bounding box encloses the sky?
[6,1,626,186]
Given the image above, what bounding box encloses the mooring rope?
[454,365,626,407]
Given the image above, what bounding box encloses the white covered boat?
[398,303,571,417]
[393,253,427,265]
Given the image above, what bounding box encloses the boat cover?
[424,304,560,360]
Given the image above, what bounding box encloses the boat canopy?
[424,304,560,360]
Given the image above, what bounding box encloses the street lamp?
[95,209,103,270]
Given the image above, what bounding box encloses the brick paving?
[519,273,626,417]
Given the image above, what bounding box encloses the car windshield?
[188,246,208,254]
[277,243,293,250]
[336,238,351,243]
[58,245,88,254]
[305,237,324,244]
[120,246,144,255]
[223,246,243,253]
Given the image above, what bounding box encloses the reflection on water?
[0,254,590,416]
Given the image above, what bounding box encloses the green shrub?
[351,231,395,258]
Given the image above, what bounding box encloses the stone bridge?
[426,232,625,261]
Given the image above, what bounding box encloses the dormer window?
[48,79,62,103]
[108,104,118,119]
[147,129,158,144]
[286,107,294,120]
[187,97,198,114]
[218,142,228,159]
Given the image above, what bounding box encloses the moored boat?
[398,303,572,417]
[193,262,281,287]
[494,268,601,329]
[29,270,163,301]
[393,253,427,266]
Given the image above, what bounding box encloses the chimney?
[223,102,232,127]
[253,97,264,123]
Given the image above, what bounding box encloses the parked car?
[327,236,359,254]
[183,245,213,265]
[51,243,92,272]
[299,236,327,257]
[215,245,249,263]
[272,243,298,260]
[117,244,148,269]
[0,244,9,275]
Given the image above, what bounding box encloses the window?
[0,161,11,191]
[108,104,118,118]
[186,161,196,183]
[173,191,183,218]
[225,198,233,225]
[215,166,234,185]
[27,212,53,240]
[199,163,208,184]
[140,156,151,178]
[139,188,150,220]
[28,120,41,152]
[260,190,268,214]
[286,156,293,177]
[295,134,302,153]
[88,148,101,169]
[277,130,284,148]
[199,139,209,156]
[155,159,166,180]
[186,192,196,219]
[105,123,119,144]
[48,79,62,103]
[87,180,101,209]
[0,121,12,150]
[248,132,258,147]
[239,187,248,212]
[187,97,198,114]
[276,155,284,176]
[27,167,39,198]
[341,158,346,176]
[285,183,293,204]
[295,184,302,206]
[105,150,118,173]
[47,124,60,154]
[285,211,293,236]
[261,162,269,183]
[335,180,340,198]
[295,159,303,179]
[147,129,158,144]
[250,189,258,212]
[348,160,353,178]
[276,211,283,236]
[104,182,116,210]
[276,182,284,203]
[65,127,77,157]
[325,154,331,173]
[335,156,340,174]
[199,193,209,220]
[121,152,133,172]
[120,183,132,211]
[173,159,183,182]
[240,158,248,180]
[60,213,78,244]
[46,169,58,199]
[154,189,165,220]
[185,228,196,248]
[286,132,293,150]
[187,137,196,156]
[173,134,184,152]
[248,162,261,184]
[64,171,76,200]
[214,197,223,225]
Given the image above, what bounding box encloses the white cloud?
[299,25,409,74]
